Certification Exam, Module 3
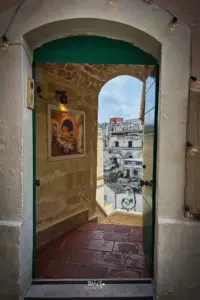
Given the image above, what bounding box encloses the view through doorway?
[34,62,156,280]
[97,75,143,223]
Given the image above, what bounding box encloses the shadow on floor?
[36,223,150,279]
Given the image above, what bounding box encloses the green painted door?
[142,66,158,276]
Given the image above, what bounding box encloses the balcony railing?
[108,146,142,150]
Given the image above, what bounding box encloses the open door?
[142,66,158,276]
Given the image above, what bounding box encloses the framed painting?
[47,104,86,161]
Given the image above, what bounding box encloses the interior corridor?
[36,223,150,279]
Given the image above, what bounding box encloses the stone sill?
[25,280,153,299]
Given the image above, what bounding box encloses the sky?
[98,75,143,124]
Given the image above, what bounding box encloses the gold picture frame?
[47,104,86,161]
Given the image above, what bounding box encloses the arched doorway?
[0,1,191,297]
[33,35,158,281]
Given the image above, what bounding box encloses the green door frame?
[151,65,159,276]
[32,35,159,278]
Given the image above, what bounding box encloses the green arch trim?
[33,35,157,64]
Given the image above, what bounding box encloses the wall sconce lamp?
[36,85,68,104]
[170,17,178,31]
[55,90,68,104]
[0,35,9,50]
[190,76,200,92]
[186,142,193,148]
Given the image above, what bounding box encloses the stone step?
[25,280,153,299]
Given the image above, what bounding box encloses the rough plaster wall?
[186,91,200,212]
[1,0,200,76]
[36,64,97,231]
[0,42,33,300]
[19,42,33,298]
[0,45,23,299]
[0,46,23,221]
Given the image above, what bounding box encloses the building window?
[128,141,132,148]
[115,141,119,147]
[104,195,107,202]
[113,157,117,164]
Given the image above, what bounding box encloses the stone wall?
[36,64,97,232]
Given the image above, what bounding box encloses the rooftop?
[107,183,126,194]
[124,158,142,161]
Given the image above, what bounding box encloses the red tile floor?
[36,223,150,279]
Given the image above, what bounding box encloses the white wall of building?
[108,135,142,149]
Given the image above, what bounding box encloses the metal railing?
[121,185,141,212]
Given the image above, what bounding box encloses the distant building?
[96,128,104,207]
[102,118,143,182]
[97,118,143,214]
[110,117,124,123]
[123,158,143,178]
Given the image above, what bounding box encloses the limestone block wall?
[35,64,98,231]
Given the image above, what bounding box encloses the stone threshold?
[25,279,153,299]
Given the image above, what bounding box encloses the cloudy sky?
[98,75,143,123]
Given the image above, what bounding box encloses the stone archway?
[0,1,193,299]
[36,62,152,94]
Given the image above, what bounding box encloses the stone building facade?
[102,118,143,183]
[99,118,143,213]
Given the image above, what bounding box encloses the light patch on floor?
[101,211,143,227]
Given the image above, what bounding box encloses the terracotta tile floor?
[36,223,150,279]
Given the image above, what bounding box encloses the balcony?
[108,146,142,151]
[108,130,143,135]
